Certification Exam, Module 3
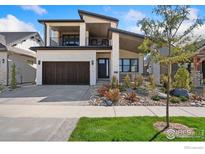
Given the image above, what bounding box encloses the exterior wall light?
[91,60,94,65]
[2,59,5,63]
[38,60,41,65]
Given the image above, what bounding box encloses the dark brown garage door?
[42,62,90,85]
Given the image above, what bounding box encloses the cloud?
[127,25,143,34]
[125,9,145,21]
[188,8,199,20]
[125,7,205,39]
[103,6,112,12]
[0,14,36,32]
[21,5,47,15]
[176,8,205,39]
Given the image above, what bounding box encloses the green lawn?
[69,116,205,141]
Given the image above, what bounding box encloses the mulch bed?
[154,121,195,138]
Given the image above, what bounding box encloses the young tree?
[11,63,17,89]
[138,6,203,127]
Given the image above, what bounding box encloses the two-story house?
[31,10,145,85]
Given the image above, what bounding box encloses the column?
[111,32,120,81]
[152,63,160,85]
[139,54,144,74]
[80,23,86,46]
[46,24,51,46]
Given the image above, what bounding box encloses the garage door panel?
[42,62,90,85]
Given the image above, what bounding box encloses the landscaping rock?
[201,101,205,105]
[158,92,167,99]
[190,102,196,106]
[170,88,189,98]
[104,100,112,106]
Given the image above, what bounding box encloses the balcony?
[50,37,110,47]
[89,38,110,46]
[50,37,79,47]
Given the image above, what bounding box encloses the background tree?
[138,5,203,127]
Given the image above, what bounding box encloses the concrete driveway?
[0,85,91,141]
[0,117,78,141]
[0,85,91,105]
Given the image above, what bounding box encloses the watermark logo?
[166,129,176,140]
[166,128,204,140]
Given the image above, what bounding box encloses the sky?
[0,5,205,38]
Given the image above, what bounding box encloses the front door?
[98,58,109,78]
[202,61,205,78]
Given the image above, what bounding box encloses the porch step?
[96,79,110,86]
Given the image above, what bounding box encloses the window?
[119,59,139,72]
[62,35,79,46]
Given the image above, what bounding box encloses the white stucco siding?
[36,50,97,85]
[8,53,36,84]
[0,52,8,85]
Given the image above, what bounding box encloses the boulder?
[158,92,167,99]
[201,101,205,105]
[170,88,189,98]
[104,100,112,106]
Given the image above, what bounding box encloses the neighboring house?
[0,32,43,85]
[31,10,144,85]
[146,47,180,85]
[192,41,205,86]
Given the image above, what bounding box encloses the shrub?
[134,75,143,87]
[123,91,140,103]
[111,75,118,88]
[97,84,110,96]
[160,74,168,88]
[118,84,126,92]
[170,97,180,104]
[179,96,188,102]
[203,79,205,85]
[147,75,156,90]
[104,88,120,103]
[0,83,4,92]
[151,95,160,101]
[123,74,131,88]
[173,66,191,91]
[10,63,17,89]
[136,87,149,96]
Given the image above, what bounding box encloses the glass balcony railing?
[49,37,111,47]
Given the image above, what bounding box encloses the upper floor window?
[62,34,79,46]
[119,59,139,72]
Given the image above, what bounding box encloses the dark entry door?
[42,62,90,85]
[98,58,109,78]
[202,61,205,78]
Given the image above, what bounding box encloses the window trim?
[119,58,139,72]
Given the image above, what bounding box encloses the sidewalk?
[0,104,205,118]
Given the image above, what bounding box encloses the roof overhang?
[109,28,144,39]
[109,28,144,52]
[38,19,84,24]
[30,46,112,51]
[78,10,119,23]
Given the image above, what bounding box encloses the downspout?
[6,54,9,86]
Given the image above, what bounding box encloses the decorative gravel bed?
[89,86,205,107]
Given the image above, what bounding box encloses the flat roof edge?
[30,46,112,51]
